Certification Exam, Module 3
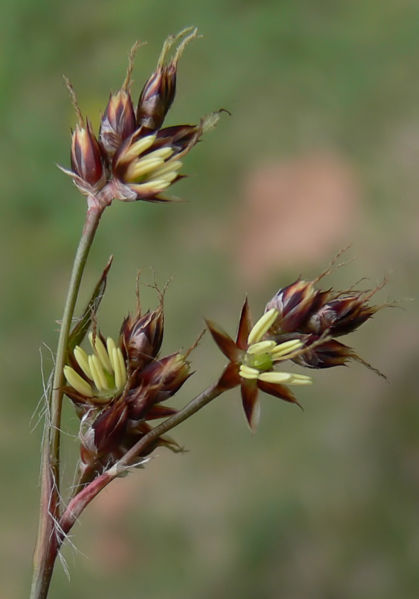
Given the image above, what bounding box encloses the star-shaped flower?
[206,300,312,429]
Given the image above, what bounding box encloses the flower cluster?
[265,277,385,371]
[60,28,221,208]
[207,275,385,429]
[64,296,191,482]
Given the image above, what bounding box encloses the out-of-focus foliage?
[1,1,419,598]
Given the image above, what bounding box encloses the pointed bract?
[206,319,241,362]
[100,90,136,156]
[241,380,260,430]
[265,279,326,334]
[236,298,252,350]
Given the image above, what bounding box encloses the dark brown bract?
[64,293,192,483]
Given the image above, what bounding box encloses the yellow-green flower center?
[238,309,312,387]
[244,350,273,373]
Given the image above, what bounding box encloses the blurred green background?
[1,1,419,598]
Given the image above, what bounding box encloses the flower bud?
[99,89,136,157]
[265,280,328,334]
[306,294,380,337]
[137,27,197,131]
[291,335,357,369]
[70,121,105,187]
[91,400,128,457]
[128,353,190,420]
[137,63,176,132]
[121,306,164,371]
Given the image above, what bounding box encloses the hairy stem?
[59,382,223,539]
[30,204,104,599]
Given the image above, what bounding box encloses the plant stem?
[30,204,104,599]
[59,382,223,541]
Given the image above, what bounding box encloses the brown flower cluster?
[265,277,385,371]
[60,28,221,208]
[64,294,191,483]
[207,273,385,429]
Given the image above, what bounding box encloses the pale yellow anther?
[125,157,165,181]
[146,147,174,161]
[88,354,109,391]
[157,171,179,184]
[131,180,171,194]
[106,337,117,370]
[248,308,278,345]
[152,160,182,178]
[258,371,292,384]
[247,340,277,355]
[89,332,112,373]
[112,347,126,389]
[270,339,303,359]
[74,346,92,379]
[121,134,156,163]
[239,364,260,380]
[117,348,127,385]
[287,373,312,385]
[64,366,93,397]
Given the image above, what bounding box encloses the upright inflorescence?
[60,27,222,208]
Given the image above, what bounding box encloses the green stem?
[59,383,223,541]
[30,204,104,599]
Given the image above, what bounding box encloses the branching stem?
[59,384,223,555]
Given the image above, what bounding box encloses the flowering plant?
[30,28,387,599]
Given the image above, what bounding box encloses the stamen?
[154,171,178,184]
[107,337,118,373]
[151,160,182,178]
[239,365,260,380]
[88,354,109,391]
[64,366,93,397]
[258,371,292,384]
[74,346,92,379]
[112,347,127,389]
[89,332,112,372]
[117,348,127,385]
[146,147,174,160]
[287,373,312,385]
[131,180,171,194]
[247,340,277,355]
[121,134,156,163]
[248,309,278,345]
[270,339,303,359]
[125,157,165,181]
